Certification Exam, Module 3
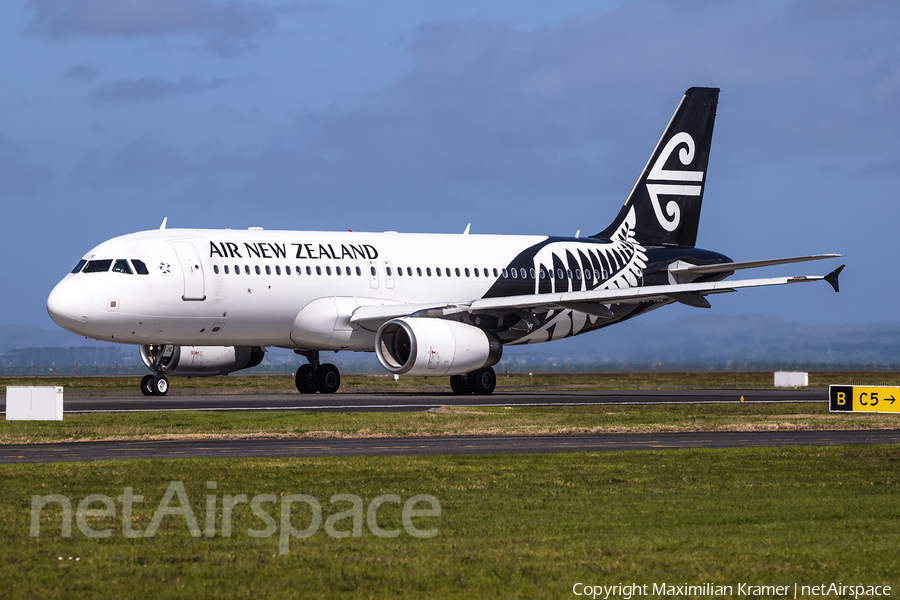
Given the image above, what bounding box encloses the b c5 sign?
[830,385,900,413]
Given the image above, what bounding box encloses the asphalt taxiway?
[2,430,898,464]
[23,387,826,413]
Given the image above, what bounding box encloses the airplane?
[46,87,844,397]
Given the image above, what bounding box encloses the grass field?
[3,370,899,396]
[2,447,898,599]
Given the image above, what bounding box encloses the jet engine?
[375,318,502,376]
[139,344,265,377]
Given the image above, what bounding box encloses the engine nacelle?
[375,318,502,376]
[140,344,265,377]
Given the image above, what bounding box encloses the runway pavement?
[6,387,827,414]
[2,430,898,464]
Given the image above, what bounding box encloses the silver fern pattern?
[510,207,648,345]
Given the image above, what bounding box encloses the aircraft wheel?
[449,374,472,395]
[315,363,341,394]
[295,364,317,394]
[150,375,169,397]
[467,367,496,396]
[140,374,155,397]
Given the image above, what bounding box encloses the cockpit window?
[112,259,133,274]
[132,259,149,275]
[71,259,87,274]
[83,259,113,273]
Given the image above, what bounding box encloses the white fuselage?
[47,228,553,351]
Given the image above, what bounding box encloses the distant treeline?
[1,344,897,377]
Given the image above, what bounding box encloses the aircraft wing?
[351,265,844,330]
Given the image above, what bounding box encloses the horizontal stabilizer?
[668,254,843,276]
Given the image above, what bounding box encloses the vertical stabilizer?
[594,87,719,248]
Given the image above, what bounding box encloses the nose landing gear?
[294,350,341,394]
[139,344,176,396]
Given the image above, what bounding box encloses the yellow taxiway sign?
[830,385,900,413]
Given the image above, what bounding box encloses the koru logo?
[646,132,704,232]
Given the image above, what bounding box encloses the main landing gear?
[140,373,170,397]
[449,366,496,395]
[295,350,341,394]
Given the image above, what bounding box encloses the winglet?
[824,265,845,293]
[159,217,168,230]
[463,223,471,235]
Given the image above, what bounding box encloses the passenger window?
[567,269,573,278]
[245,265,250,275]
[464,268,469,277]
[585,269,591,280]
[539,267,546,279]
[316,266,322,275]
[336,266,342,276]
[436,268,441,277]
[370,266,376,276]
[417,267,422,276]
[255,266,261,275]
[502,269,508,278]
[276,266,282,275]
[307,266,313,275]
[213,265,219,275]
[473,268,479,277]
[386,267,391,276]
[510,269,517,279]
[224,265,230,275]
[492,268,498,277]
[112,259,133,274]
[83,259,113,273]
[529,268,535,279]
[426,268,432,277]
[132,259,149,275]
[265,265,271,275]
[557,269,564,279]
[326,266,332,276]
[575,269,581,280]
[356,266,361,276]
[521,268,527,279]
[397,267,402,276]
[407,267,412,276]
[285,266,291,275]
[71,259,87,274]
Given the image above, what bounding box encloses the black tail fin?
[594,87,719,248]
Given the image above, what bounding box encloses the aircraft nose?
[47,279,91,331]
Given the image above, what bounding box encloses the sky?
[1,0,898,336]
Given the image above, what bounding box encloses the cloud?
[61,64,97,82]
[27,0,276,56]
[0,138,52,197]
[89,76,231,103]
